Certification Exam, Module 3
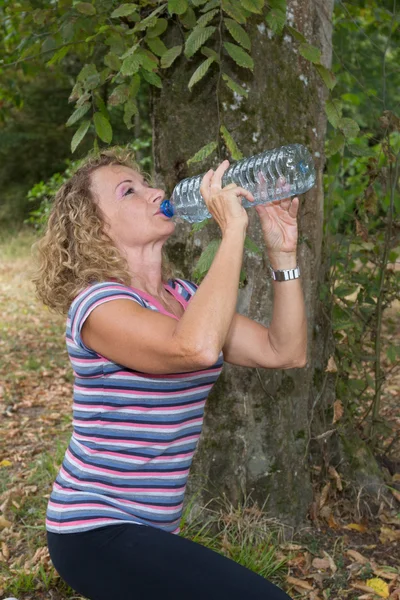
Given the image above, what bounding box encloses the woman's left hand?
[255,196,299,255]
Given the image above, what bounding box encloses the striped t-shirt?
[45,278,224,535]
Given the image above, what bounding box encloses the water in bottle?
[159,143,316,223]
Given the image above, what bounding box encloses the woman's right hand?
[199,159,254,236]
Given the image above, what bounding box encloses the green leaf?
[193,239,221,278]
[187,141,218,165]
[220,125,243,159]
[386,345,398,363]
[46,46,69,66]
[188,57,215,90]
[76,2,96,15]
[94,94,109,120]
[77,64,100,91]
[168,0,188,15]
[66,103,91,127]
[244,235,262,256]
[184,26,216,59]
[137,49,159,71]
[222,73,248,97]
[191,0,208,5]
[285,25,306,43]
[221,0,247,24]
[298,42,321,64]
[161,45,183,68]
[224,18,251,50]
[104,52,122,71]
[200,0,219,12]
[146,37,168,57]
[121,42,141,59]
[146,18,168,38]
[132,4,165,31]
[338,117,360,139]
[326,132,345,157]
[265,7,286,34]
[325,99,343,128]
[111,3,138,18]
[124,99,138,129]
[315,64,337,90]
[223,41,254,70]
[93,113,113,144]
[240,0,264,14]
[120,53,143,76]
[347,144,375,157]
[71,119,90,153]
[108,84,130,106]
[190,218,213,235]
[201,46,220,62]
[197,9,219,27]
[179,6,197,28]
[141,69,163,88]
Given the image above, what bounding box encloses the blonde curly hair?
[31,146,175,316]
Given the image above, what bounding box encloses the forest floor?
[0,227,399,600]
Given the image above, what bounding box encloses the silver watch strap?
[270,265,300,281]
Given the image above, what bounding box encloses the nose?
[150,187,165,208]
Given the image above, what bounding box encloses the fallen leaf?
[0,459,12,467]
[373,568,398,581]
[326,356,338,373]
[332,399,344,424]
[344,522,368,533]
[319,482,331,509]
[380,526,400,544]
[323,550,337,574]
[328,465,343,491]
[286,576,314,591]
[351,582,381,594]
[1,542,9,560]
[366,577,390,598]
[347,549,370,564]
[312,557,331,570]
[0,515,12,529]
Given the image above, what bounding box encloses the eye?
[123,187,135,196]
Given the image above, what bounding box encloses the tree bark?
[152,0,335,530]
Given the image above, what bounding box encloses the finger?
[232,186,255,203]
[200,169,214,197]
[210,160,230,188]
[288,196,299,218]
[280,197,291,211]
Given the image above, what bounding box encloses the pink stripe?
[48,499,182,513]
[46,517,133,528]
[74,444,194,461]
[176,279,197,296]
[60,463,189,482]
[53,480,186,495]
[72,399,206,412]
[72,417,203,429]
[73,432,199,446]
[65,450,191,477]
[73,383,212,395]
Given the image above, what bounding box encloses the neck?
[115,240,168,297]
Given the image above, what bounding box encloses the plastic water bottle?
[159,143,315,223]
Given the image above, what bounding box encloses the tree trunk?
[152,0,335,530]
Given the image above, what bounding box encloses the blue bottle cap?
[160,199,175,218]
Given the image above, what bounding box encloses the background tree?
[0,0,398,531]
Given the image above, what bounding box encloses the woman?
[32,146,306,600]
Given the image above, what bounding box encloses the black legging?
[47,522,292,600]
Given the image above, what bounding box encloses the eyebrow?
[114,178,148,192]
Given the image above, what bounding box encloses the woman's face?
[91,164,175,249]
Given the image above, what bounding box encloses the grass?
[0,226,288,599]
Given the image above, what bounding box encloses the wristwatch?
[269,265,301,281]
